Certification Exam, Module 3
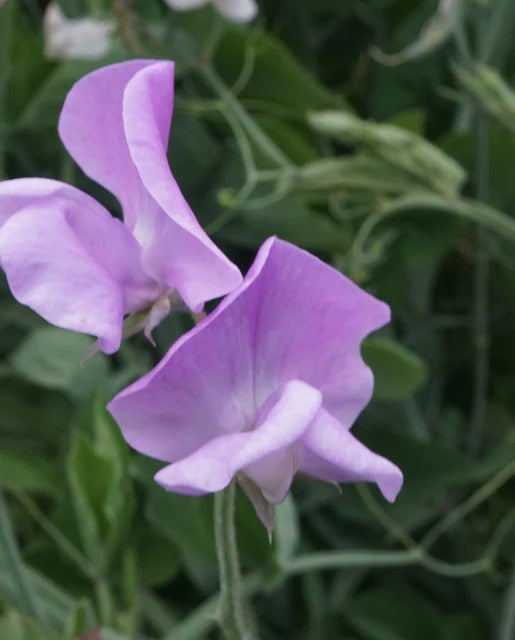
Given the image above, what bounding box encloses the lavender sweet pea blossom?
[0,61,241,354]
[109,238,403,529]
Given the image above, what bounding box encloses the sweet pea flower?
[165,0,257,23]
[43,2,115,61]
[0,60,241,354]
[109,238,403,529]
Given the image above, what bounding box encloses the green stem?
[286,548,491,579]
[351,193,515,266]
[199,63,292,170]
[214,484,255,640]
[286,549,420,574]
[95,577,114,627]
[0,492,45,624]
[13,490,96,580]
[499,567,515,640]
[170,507,515,640]
[422,461,515,550]
[468,114,490,456]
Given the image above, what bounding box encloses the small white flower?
[165,0,257,23]
[43,2,116,60]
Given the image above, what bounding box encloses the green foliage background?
[0,0,515,638]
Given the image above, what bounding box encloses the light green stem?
[13,490,96,580]
[468,113,490,456]
[499,567,515,640]
[200,64,292,170]
[214,484,255,640]
[351,193,515,265]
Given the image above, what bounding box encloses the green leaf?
[0,493,46,624]
[0,450,59,495]
[441,129,515,211]
[215,29,338,112]
[67,433,115,565]
[388,108,426,135]
[346,581,482,640]
[63,599,91,640]
[0,560,75,631]
[362,337,429,400]
[357,430,515,529]
[66,426,134,569]
[145,484,217,590]
[168,111,223,197]
[0,0,14,179]
[218,195,349,253]
[0,610,57,640]
[136,532,180,588]
[17,58,117,131]
[2,3,51,127]
[11,327,109,400]
[0,378,73,456]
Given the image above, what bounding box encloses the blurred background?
[1,0,515,638]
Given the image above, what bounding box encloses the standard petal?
[250,238,391,429]
[58,60,160,230]
[154,381,321,498]
[300,408,403,502]
[60,60,241,307]
[214,0,257,22]
[0,185,159,353]
[122,62,242,309]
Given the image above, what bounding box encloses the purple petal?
[59,60,241,309]
[0,177,96,226]
[300,408,403,502]
[0,180,159,353]
[122,61,242,310]
[250,238,390,428]
[154,380,321,498]
[58,59,158,231]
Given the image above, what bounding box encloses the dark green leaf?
[362,337,429,400]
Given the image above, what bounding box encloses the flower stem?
[499,566,515,640]
[199,63,292,171]
[214,484,255,640]
[468,112,490,457]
